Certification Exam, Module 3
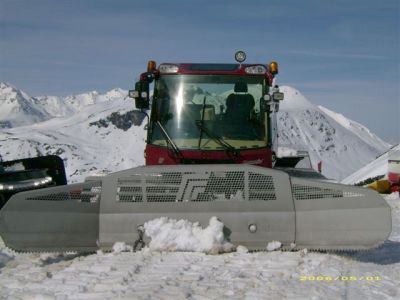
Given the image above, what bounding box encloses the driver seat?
[225,82,255,122]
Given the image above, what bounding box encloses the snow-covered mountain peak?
[61,88,128,111]
[0,82,51,128]
[63,91,99,108]
[318,105,390,150]
[0,82,30,101]
[0,83,130,128]
[0,81,18,90]
[279,86,314,111]
[105,88,127,99]
[318,106,352,129]
[0,81,14,90]
[276,86,390,180]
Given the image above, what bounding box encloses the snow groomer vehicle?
[0,51,391,252]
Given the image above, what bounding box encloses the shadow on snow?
[339,240,400,265]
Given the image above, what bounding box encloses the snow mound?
[143,216,235,254]
[236,245,249,253]
[112,242,133,253]
[266,241,282,251]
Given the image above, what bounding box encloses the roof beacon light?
[245,65,267,74]
[235,51,246,63]
[147,60,157,72]
[159,64,179,74]
[269,61,279,75]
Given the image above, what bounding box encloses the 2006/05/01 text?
[300,276,382,281]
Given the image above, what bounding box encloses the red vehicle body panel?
[141,63,275,85]
[145,144,273,168]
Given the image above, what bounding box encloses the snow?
[112,242,133,253]
[236,245,249,254]
[0,85,146,182]
[0,193,399,299]
[342,144,400,185]
[276,146,299,157]
[266,241,282,251]
[143,216,235,254]
[277,86,390,181]
[279,85,315,111]
[0,82,52,127]
[319,105,387,149]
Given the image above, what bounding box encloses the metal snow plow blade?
[0,165,391,252]
[0,181,101,252]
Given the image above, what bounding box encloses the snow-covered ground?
[0,193,399,300]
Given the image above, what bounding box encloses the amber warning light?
[147,60,157,72]
[269,61,279,75]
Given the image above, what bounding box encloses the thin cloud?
[286,50,388,60]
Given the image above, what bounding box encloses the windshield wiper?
[155,121,184,160]
[195,121,239,158]
[196,96,239,157]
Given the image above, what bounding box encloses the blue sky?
[1,0,399,142]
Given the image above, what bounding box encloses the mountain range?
[277,86,390,180]
[0,82,391,182]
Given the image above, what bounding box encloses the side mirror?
[273,92,284,101]
[130,81,150,109]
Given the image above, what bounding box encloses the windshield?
[149,75,269,150]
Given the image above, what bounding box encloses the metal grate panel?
[26,182,102,203]
[249,172,276,201]
[115,169,277,202]
[292,183,364,200]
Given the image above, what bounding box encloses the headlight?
[0,184,4,190]
[245,65,267,74]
